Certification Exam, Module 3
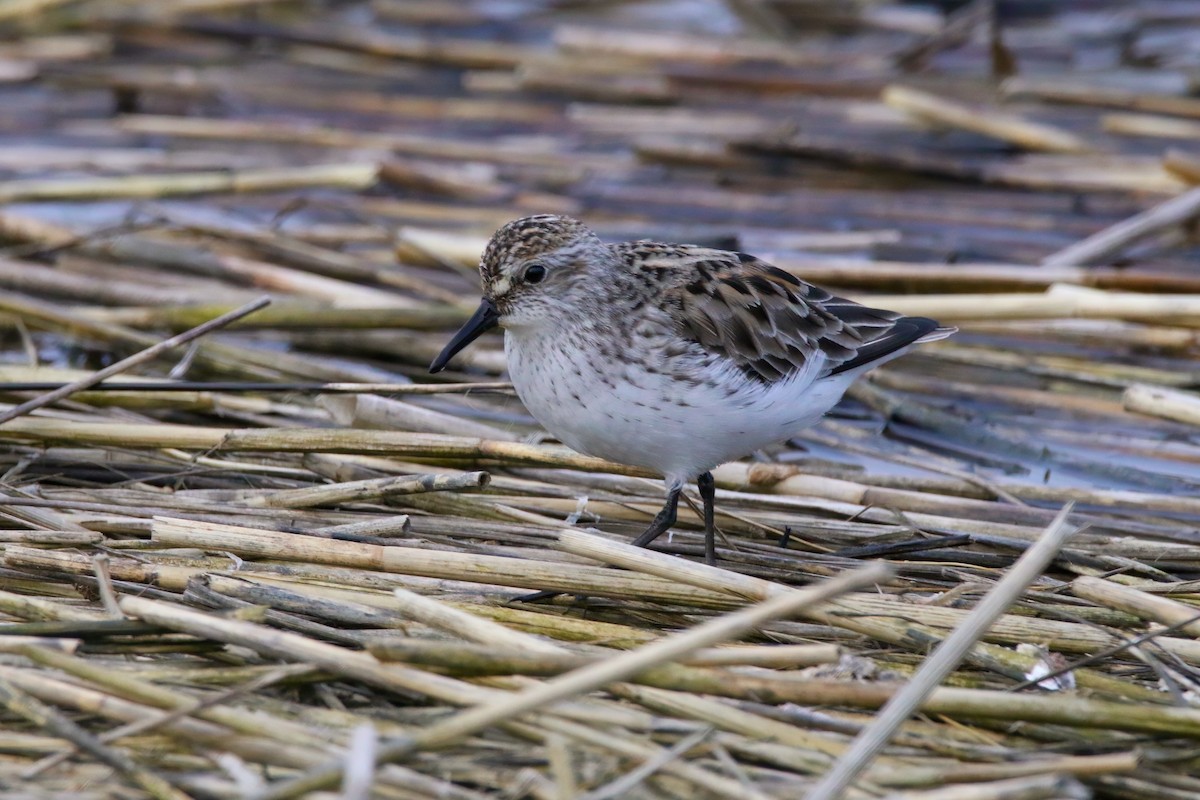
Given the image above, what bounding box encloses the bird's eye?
[523,264,547,284]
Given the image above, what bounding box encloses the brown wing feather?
[630,245,941,384]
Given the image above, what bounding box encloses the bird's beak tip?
[429,298,500,375]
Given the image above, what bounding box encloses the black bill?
[429,298,500,373]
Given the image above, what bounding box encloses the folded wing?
[658,248,951,384]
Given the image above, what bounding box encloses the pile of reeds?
[2,1,1200,798]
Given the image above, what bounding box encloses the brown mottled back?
[614,242,948,384]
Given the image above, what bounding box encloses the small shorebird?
[431,215,954,564]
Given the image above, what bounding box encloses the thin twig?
[1041,185,1200,266]
[0,296,271,424]
[0,380,514,394]
[806,505,1076,800]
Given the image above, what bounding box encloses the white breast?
[505,328,854,485]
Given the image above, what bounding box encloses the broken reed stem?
[557,527,797,601]
[0,636,79,654]
[806,504,1076,800]
[0,419,652,475]
[877,774,1089,800]
[883,85,1093,154]
[0,163,379,201]
[844,285,1200,323]
[256,562,893,800]
[1041,185,1200,267]
[716,681,1184,744]
[0,587,110,622]
[388,586,565,656]
[1073,577,1200,635]
[877,752,1137,790]
[687,643,839,668]
[368,639,865,696]
[84,302,470,331]
[316,515,411,537]
[0,530,102,544]
[251,471,490,509]
[368,638,840,671]
[0,296,270,425]
[1123,384,1200,426]
[0,380,512,394]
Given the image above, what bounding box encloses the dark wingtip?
[829,315,944,376]
[908,316,940,339]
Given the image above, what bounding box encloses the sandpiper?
[431,215,954,564]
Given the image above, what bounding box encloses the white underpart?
[505,326,867,489]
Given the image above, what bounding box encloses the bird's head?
[430,215,607,373]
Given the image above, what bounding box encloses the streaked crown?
[480,214,593,287]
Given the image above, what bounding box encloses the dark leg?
[511,588,563,604]
[631,486,681,549]
[511,485,683,605]
[511,482,686,599]
[698,471,716,566]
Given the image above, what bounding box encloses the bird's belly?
[507,334,852,480]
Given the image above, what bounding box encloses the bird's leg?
[630,485,681,549]
[513,485,682,605]
[697,471,716,565]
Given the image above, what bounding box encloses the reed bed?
[1,1,1200,798]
